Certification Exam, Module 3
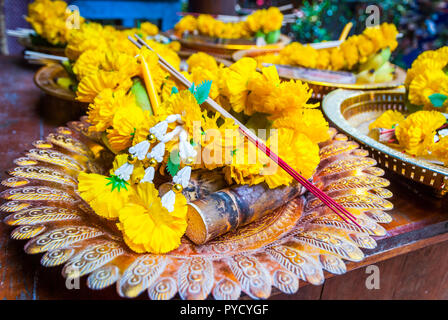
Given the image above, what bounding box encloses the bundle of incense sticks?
[128,34,361,227]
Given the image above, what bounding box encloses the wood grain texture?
[0,55,447,299]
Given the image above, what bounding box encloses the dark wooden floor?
[0,55,447,300]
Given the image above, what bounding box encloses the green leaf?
[405,99,423,114]
[105,175,129,192]
[429,93,447,108]
[193,80,212,104]
[171,86,179,95]
[188,83,196,95]
[167,150,180,177]
[254,30,265,39]
[131,78,153,114]
[265,30,281,44]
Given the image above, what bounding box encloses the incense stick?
[129,35,361,227]
[339,22,353,42]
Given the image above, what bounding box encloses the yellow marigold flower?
[199,111,238,171]
[329,48,346,70]
[140,21,159,36]
[168,41,181,52]
[369,110,406,130]
[87,88,135,132]
[263,79,316,119]
[363,25,387,53]
[106,105,152,152]
[164,90,202,136]
[72,49,105,80]
[220,58,258,113]
[263,129,320,187]
[102,50,141,78]
[189,67,220,99]
[143,40,181,71]
[408,69,448,108]
[284,43,318,68]
[356,35,375,61]
[160,77,178,102]
[340,38,359,70]
[65,23,107,60]
[223,140,266,186]
[77,172,132,220]
[381,23,399,51]
[186,52,218,73]
[76,70,133,103]
[396,111,446,156]
[262,7,283,33]
[246,65,280,115]
[316,49,331,70]
[174,15,197,35]
[26,0,83,46]
[272,109,329,144]
[431,136,448,165]
[117,182,188,254]
[405,47,448,88]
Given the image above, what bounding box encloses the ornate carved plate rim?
[322,88,448,177]
[0,119,393,300]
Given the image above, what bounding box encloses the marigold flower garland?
[369,110,448,164]
[26,0,85,46]
[175,7,283,42]
[404,46,448,112]
[255,22,399,83]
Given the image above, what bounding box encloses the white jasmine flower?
[114,162,134,181]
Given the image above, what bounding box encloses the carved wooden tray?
[322,88,448,197]
[18,36,66,57]
[166,30,290,60]
[232,48,406,100]
[34,64,88,123]
[0,117,393,300]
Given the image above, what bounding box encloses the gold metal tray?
[323,88,448,197]
[232,48,406,100]
[166,30,290,60]
[0,118,393,300]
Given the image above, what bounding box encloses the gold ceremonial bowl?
[322,88,448,197]
[232,48,406,100]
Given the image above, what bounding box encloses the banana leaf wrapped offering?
[75,38,332,254]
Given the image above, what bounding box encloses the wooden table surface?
[0,55,447,300]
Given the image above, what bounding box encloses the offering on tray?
[250,23,399,84]
[368,47,448,166]
[174,7,284,44]
[66,30,336,254]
